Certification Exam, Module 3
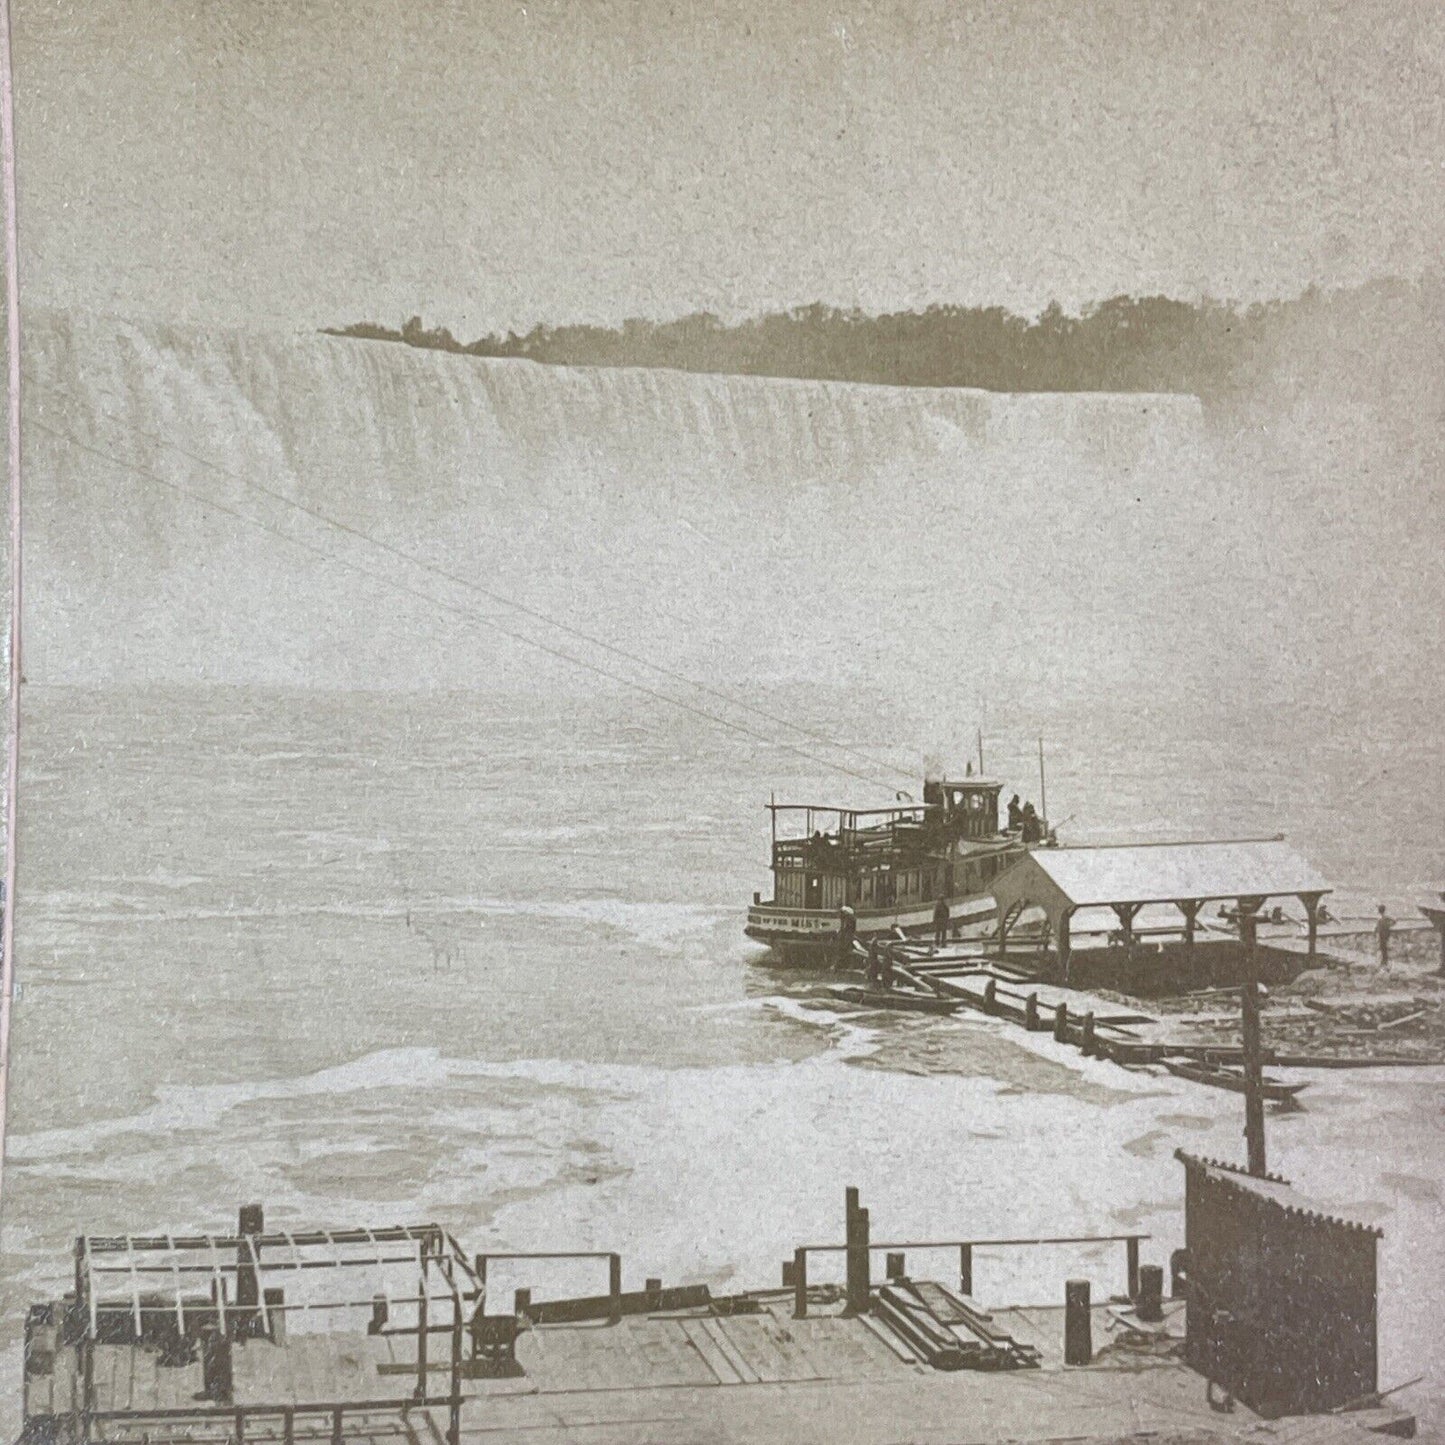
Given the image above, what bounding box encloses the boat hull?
[745,894,998,966]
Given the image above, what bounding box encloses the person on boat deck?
[1021,802,1041,844]
[1376,903,1395,969]
[1007,794,1023,831]
[837,904,857,967]
[932,896,951,948]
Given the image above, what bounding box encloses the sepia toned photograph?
[0,1,1441,1440]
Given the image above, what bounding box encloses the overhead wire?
[26,376,921,787]
[31,419,906,792]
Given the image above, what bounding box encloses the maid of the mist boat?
[745,771,1052,964]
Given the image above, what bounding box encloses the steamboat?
[745,773,1051,964]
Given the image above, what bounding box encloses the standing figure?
[932,896,950,949]
[837,903,857,968]
[1375,904,1395,969]
[865,937,881,986]
[1007,794,1023,831]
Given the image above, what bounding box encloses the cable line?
[27,378,920,785]
[33,420,904,792]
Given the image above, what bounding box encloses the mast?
[976,728,984,777]
[1037,738,1048,826]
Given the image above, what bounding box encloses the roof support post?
[1111,901,1143,950]
[415,1234,430,1403]
[1299,891,1325,960]
[1176,899,1203,950]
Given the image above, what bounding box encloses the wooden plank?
[857,1310,923,1364]
[678,1318,743,1385]
[696,1317,760,1385]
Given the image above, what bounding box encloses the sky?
[14,0,1445,334]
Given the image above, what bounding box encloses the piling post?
[1053,1001,1069,1042]
[1081,1012,1096,1056]
[1137,1264,1164,1322]
[199,1323,234,1403]
[1064,1280,1092,1365]
[1126,1237,1140,1300]
[608,1254,623,1324]
[844,1189,871,1316]
[984,978,998,1010]
[958,1244,973,1298]
[792,1247,808,1319]
[235,1203,263,1339]
[1025,993,1039,1030]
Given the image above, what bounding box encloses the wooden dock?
[835,941,1445,1077]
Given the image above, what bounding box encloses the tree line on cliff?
[322,275,1442,401]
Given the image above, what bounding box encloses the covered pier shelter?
[991,838,1332,979]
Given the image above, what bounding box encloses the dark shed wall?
[1181,1156,1377,1418]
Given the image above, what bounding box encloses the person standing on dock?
[837,904,857,968]
[932,896,950,949]
[1375,904,1395,969]
[865,937,881,986]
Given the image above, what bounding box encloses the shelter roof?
[1006,838,1330,909]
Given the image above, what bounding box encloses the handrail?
[797,1232,1149,1254]
[788,1231,1148,1318]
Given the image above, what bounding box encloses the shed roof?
[1001,838,1330,909]
[1176,1152,1381,1236]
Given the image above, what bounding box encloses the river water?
[1,682,1441,1427]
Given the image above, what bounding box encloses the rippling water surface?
[3,684,1441,1427]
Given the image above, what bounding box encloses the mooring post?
[958,1243,973,1298]
[1126,1236,1140,1300]
[1137,1264,1164,1322]
[199,1323,234,1404]
[984,978,998,1010]
[792,1247,808,1319]
[608,1254,623,1324]
[1025,992,1039,1030]
[1081,1012,1096,1056]
[1053,1001,1069,1042]
[235,1203,263,1339]
[844,1188,870,1315]
[1064,1279,1092,1365]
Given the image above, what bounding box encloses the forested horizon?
[322,275,1442,401]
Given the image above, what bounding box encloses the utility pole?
[1238,901,1267,1178]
